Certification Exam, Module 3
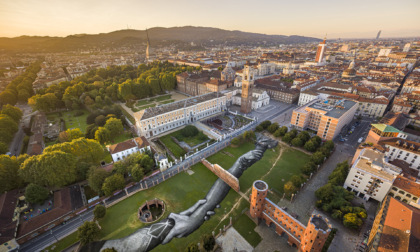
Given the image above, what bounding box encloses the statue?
[81,134,277,252]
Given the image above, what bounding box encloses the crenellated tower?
[250,180,268,219]
[249,180,332,252]
[300,214,331,252]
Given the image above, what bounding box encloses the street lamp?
[50,229,58,242]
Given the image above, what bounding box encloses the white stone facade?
[135,93,227,138]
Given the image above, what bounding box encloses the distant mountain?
[0,26,320,52]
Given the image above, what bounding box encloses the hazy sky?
[0,0,419,38]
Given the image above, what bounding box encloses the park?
[47,139,310,251]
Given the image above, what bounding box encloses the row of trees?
[28,62,185,112]
[0,137,106,195]
[231,130,256,146]
[88,152,154,196]
[315,161,367,229]
[255,120,336,197]
[0,61,42,106]
[257,120,326,152]
[0,105,23,154]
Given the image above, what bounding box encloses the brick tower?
[300,214,331,252]
[250,180,268,219]
[315,37,326,64]
[241,65,254,114]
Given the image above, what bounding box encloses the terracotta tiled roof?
[108,137,150,154]
[393,176,420,197]
[17,188,73,238]
[376,197,420,251]
[108,139,137,154]
[0,190,19,244]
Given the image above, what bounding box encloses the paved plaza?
[216,227,254,252]
[229,100,296,122]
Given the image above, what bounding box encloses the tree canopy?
[77,221,100,245]
[25,183,49,204]
[19,151,78,187]
[102,173,126,196]
[44,137,105,165]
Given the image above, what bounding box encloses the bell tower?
[241,65,254,114]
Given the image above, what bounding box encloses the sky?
[0,0,419,39]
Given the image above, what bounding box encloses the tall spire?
[145,28,150,63]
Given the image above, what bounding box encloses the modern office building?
[290,99,357,140]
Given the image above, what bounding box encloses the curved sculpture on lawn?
[80,133,277,252]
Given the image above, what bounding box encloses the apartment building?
[291,99,357,140]
[134,92,227,138]
[344,149,401,202]
[382,138,420,173]
[365,124,407,145]
[357,97,388,118]
[388,175,420,207]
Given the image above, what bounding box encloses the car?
[340,139,345,142]
[358,137,364,143]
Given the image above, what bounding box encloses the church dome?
[342,61,356,78]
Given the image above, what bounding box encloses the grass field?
[110,131,133,145]
[137,104,156,111]
[159,99,175,105]
[42,231,78,252]
[47,109,90,132]
[49,141,310,251]
[136,99,154,107]
[159,128,209,158]
[233,214,262,247]
[155,94,171,102]
[159,134,186,159]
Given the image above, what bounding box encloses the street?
[9,104,34,156]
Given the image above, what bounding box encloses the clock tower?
[241,65,254,114]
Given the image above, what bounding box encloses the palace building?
[250,180,331,251]
[134,92,227,138]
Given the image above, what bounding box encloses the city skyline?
[0,0,419,39]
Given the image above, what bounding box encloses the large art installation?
[81,134,278,252]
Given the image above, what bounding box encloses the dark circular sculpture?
[138,199,165,223]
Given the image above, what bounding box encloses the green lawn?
[159,99,175,105]
[232,214,262,247]
[110,131,133,145]
[164,128,209,149]
[136,99,154,107]
[138,104,156,110]
[159,134,186,159]
[118,105,136,124]
[47,109,90,132]
[42,231,78,252]
[53,141,310,251]
[265,148,310,194]
[155,94,172,102]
